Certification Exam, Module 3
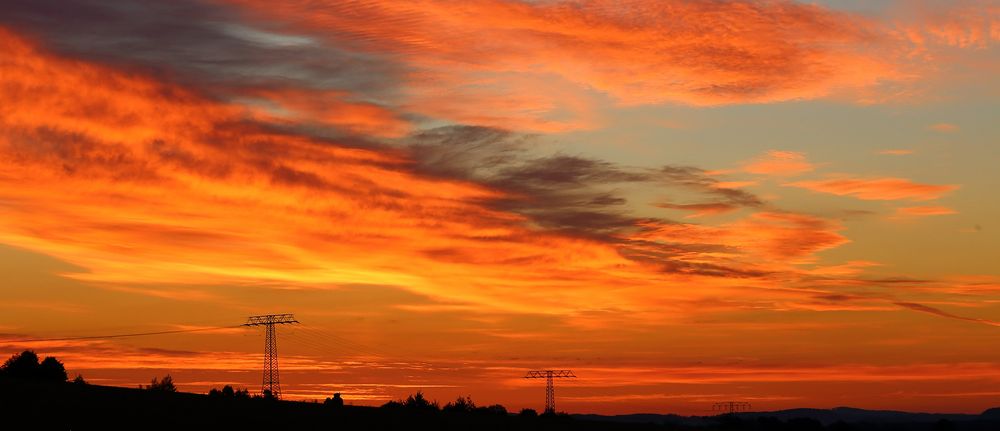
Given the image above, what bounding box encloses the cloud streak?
[0,27,865,322]
[894,302,1000,327]
[742,150,815,176]
[210,0,910,130]
[786,177,958,201]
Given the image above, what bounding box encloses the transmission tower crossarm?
[244,313,299,326]
[524,370,576,379]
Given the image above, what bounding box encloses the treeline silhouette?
[2,350,999,431]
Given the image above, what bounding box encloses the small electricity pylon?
[524,370,576,413]
[244,314,298,399]
[713,401,751,415]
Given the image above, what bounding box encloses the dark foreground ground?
[3,380,1000,431]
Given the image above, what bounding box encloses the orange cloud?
[893,206,958,218]
[786,177,958,201]
[0,27,824,320]
[714,181,757,189]
[895,2,1000,53]
[0,4,998,415]
[243,87,411,138]
[929,123,959,132]
[879,149,914,155]
[214,0,902,131]
[656,202,739,219]
[741,150,815,176]
[632,212,848,267]
[894,302,1000,327]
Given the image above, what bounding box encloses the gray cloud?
[0,0,401,103]
[405,126,771,277]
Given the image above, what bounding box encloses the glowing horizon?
[1,0,998,415]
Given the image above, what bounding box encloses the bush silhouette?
[0,350,68,382]
[478,404,508,416]
[443,395,475,413]
[208,385,249,399]
[380,400,404,410]
[142,374,177,392]
[324,392,344,408]
[519,408,538,417]
[403,391,439,412]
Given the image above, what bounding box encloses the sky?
[0,0,998,416]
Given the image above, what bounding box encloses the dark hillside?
[0,379,647,431]
[5,380,1000,431]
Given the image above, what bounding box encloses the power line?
[290,325,386,358]
[1,325,244,343]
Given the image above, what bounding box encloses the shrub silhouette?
[443,395,475,413]
[478,404,508,416]
[380,400,404,410]
[519,408,538,417]
[403,391,439,412]
[142,374,177,392]
[208,385,249,399]
[324,392,344,408]
[0,350,68,382]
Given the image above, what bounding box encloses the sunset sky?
[1,0,999,416]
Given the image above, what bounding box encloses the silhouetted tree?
[209,384,250,400]
[380,400,404,410]
[233,387,249,399]
[324,392,344,408]
[0,350,67,382]
[72,374,87,385]
[1,350,40,378]
[443,395,475,413]
[38,356,67,382]
[142,374,176,392]
[519,408,538,417]
[478,404,508,416]
[403,391,439,411]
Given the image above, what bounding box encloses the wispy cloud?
[742,150,815,176]
[878,149,914,155]
[786,177,958,201]
[894,302,1000,327]
[208,0,908,131]
[892,205,958,218]
[929,123,959,132]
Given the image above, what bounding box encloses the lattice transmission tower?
[524,370,576,413]
[244,314,298,399]
[713,401,751,414]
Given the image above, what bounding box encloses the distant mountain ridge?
[575,406,996,426]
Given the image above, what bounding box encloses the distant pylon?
[244,314,299,399]
[524,370,576,413]
[713,401,751,414]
